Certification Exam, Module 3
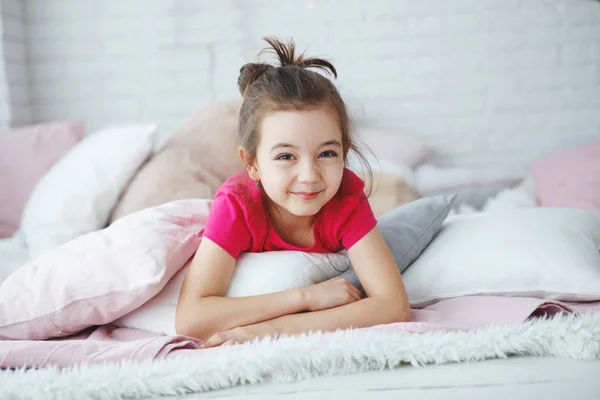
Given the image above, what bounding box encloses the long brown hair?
[236,36,373,196]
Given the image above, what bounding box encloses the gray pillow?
[339,194,457,292]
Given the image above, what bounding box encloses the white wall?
[0,0,31,129]
[23,0,600,170]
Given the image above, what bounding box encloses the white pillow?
[402,207,600,308]
[20,124,157,258]
[114,251,349,335]
[414,163,523,193]
[0,231,29,284]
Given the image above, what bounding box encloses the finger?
[222,338,238,346]
[344,289,359,303]
[342,280,358,297]
[354,285,364,299]
[349,285,362,301]
[202,332,228,348]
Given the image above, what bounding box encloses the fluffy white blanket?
[2,311,599,400]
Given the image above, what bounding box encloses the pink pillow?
[531,139,600,212]
[0,199,210,340]
[0,122,85,237]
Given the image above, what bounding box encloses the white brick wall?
[22,0,600,170]
[0,0,31,129]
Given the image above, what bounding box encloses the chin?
[287,202,324,217]
[286,206,319,217]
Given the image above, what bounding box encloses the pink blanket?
[0,296,593,369]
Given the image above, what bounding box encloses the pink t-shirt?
[202,168,377,259]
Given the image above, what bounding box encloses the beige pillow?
[366,172,422,218]
[110,100,244,222]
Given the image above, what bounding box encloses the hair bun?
[237,63,274,96]
[262,36,338,79]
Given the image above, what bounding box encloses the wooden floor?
[170,356,600,400]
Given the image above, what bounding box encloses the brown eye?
[319,151,338,158]
[276,154,294,161]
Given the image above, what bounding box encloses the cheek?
[324,161,344,181]
[260,164,293,190]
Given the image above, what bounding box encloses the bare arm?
[175,238,309,341]
[203,227,412,347]
[265,227,411,332]
[264,295,402,337]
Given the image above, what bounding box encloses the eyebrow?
[270,140,342,151]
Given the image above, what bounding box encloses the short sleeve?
[339,195,377,250]
[337,169,378,250]
[202,191,252,259]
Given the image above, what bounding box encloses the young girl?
[175,37,411,347]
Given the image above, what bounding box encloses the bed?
[1,103,599,400]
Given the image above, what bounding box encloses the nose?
[297,160,320,185]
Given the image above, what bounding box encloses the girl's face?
[242,107,345,219]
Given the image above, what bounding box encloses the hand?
[202,323,273,348]
[301,277,363,312]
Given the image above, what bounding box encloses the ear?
[238,146,260,181]
[237,146,249,165]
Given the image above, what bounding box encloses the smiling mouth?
[293,191,322,200]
